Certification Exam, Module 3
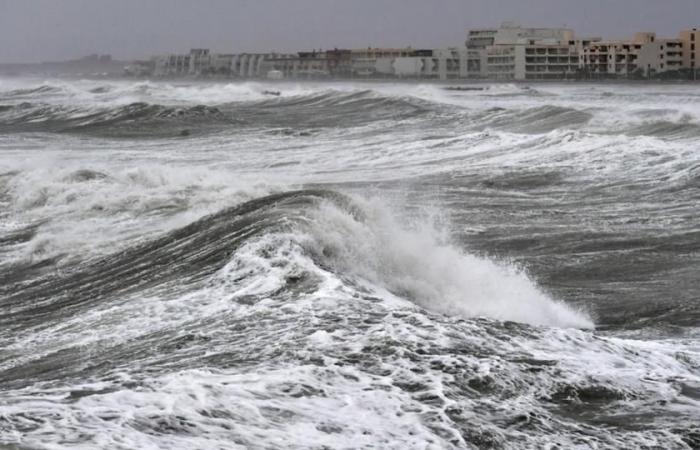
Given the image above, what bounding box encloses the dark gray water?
[0,79,699,449]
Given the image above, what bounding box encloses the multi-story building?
[580,33,655,77]
[468,24,581,80]
[580,32,690,77]
[153,49,211,76]
[434,48,469,79]
[188,48,211,75]
[638,38,684,76]
[325,49,353,77]
[349,48,415,76]
[259,52,330,78]
[231,54,268,77]
[345,47,467,79]
[521,42,582,80]
[153,53,191,76]
[209,54,235,75]
[679,28,699,73]
[465,29,497,77]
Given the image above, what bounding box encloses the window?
[692,33,695,42]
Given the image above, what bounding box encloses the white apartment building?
[467,24,581,80]
[434,48,470,79]
[339,48,467,79]
[153,53,191,76]
[230,54,269,77]
[188,49,210,75]
[153,49,211,76]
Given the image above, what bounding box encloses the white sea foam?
[301,197,593,328]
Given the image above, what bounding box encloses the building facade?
[468,24,581,80]
[679,28,699,73]
[638,38,684,76]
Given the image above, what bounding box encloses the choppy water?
[0,78,699,449]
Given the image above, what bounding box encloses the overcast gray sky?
[0,0,698,63]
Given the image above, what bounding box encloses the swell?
[464,105,592,134]
[0,89,436,136]
[1,85,63,98]
[0,101,234,137]
[624,120,700,139]
[2,84,698,139]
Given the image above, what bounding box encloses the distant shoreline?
[1,66,699,85]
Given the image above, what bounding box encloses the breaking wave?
[2,190,591,330]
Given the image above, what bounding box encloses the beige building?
[580,31,697,77]
[580,33,654,77]
[638,38,684,76]
[679,28,699,72]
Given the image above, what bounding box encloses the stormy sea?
[0,78,698,449]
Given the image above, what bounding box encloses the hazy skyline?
[1,0,698,63]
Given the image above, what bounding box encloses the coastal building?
[154,53,189,76]
[342,47,467,79]
[325,49,353,77]
[209,54,235,75]
[231,54,267,77]
[465,30,496,77]
[259,52,330,78]
[580,32,689,77]
[188,48,211,75]
[153,49,212,76]
[580,33,654,77]
[679,28,699,73]
[349,48,414,77]
[434,48,470,79]
[467,24,582,80]
[638,38,684,76]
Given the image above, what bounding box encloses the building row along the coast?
[146,24,699,80]
[151,47,469,79]
[467,23,698,80]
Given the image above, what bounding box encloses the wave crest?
[2,190,592,330]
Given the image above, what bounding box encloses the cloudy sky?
[0,0,698,62]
